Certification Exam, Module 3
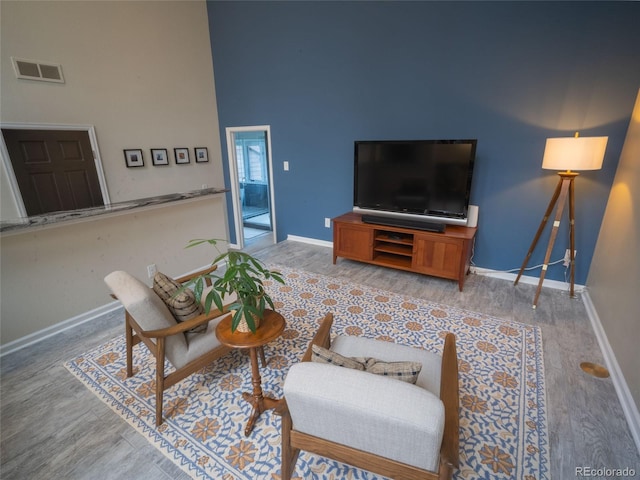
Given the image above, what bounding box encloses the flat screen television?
[353,139,477,228]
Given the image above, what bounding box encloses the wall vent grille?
[11,57,64,84]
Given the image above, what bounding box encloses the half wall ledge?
[0,187,229,236]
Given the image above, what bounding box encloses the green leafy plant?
[186,238,285,333]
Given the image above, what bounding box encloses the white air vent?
[11,57,64,83]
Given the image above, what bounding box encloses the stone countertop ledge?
[0,187,229,235]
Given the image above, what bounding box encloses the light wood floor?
[1,240,638,479]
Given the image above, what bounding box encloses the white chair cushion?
[184,312,230,363]
[284,361,445,472]
[105,271,190,368]
[331,335,443,396]
[106,271,233,371]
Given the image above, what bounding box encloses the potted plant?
[186,238,285,333]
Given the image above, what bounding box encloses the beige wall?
[0,198,227,344]
[588,89,640,409]
[1,0,223,215]
[0,1,230,346]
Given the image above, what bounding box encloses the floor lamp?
[514,133,608,308]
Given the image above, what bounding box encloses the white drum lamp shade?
[542,135,608,172]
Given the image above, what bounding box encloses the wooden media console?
[332,212,477,291]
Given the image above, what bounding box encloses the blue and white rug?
[65,265,549,479]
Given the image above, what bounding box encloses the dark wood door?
[2,129,104,216]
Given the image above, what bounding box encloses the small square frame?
[151,148,169,166]
[195,147,209,163]
[174,147,190,164]
[124,149,144,168]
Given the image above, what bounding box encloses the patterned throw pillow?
[310,344,366,371]
[153,272,206,333]
[311,344,422,384]
[360,357,422,384]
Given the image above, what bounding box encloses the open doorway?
[225,126,276,249]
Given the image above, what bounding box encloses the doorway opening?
[225,126,276,249]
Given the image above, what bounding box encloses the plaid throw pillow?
[311,344,422,384]
[153,272,206,333]
[311,344,366,371]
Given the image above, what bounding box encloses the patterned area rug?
[65,265,549,479]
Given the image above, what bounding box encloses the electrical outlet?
[563,249,577,267]
[147,263,157,278]
[284,161,290,171]
[324,217,331,228]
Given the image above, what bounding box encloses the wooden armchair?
[280,313,460,480]
[104,266,233,426]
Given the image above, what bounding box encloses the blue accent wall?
[207,1,640,284]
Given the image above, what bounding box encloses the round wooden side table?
[215,309,286,436]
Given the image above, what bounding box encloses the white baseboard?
[287,234,333,249]
[0,301,122,357]
[582,291,640,454]
[470,266,585,293]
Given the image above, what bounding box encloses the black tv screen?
[353,139,477,225]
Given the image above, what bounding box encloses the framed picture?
[195,147,209,163]
[124,149,144,168]
[174,147,190,164]
[151,148,169,166]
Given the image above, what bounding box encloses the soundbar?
[362,214,445,233]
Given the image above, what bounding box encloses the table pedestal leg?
[241,347,280,436]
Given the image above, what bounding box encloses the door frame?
[225,125,276,249]
[0,122,110,218]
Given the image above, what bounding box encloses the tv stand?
[332,212,477,291]
[361,214,445,233]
